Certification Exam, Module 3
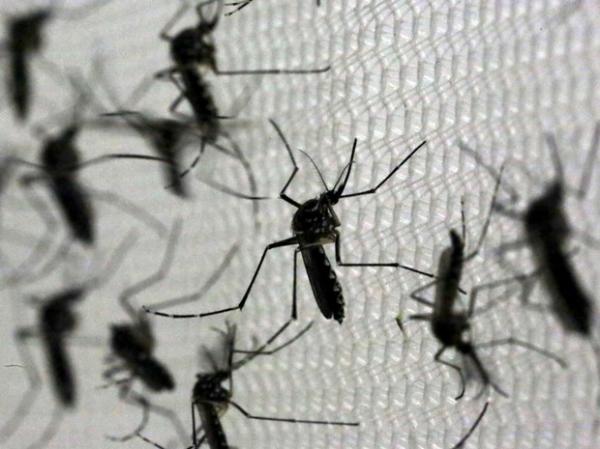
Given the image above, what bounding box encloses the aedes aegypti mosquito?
[155,0,329,185]
[144,120,433,327]
[102,219,238,444]
[136,321,358,449]
[458,122,600,337]
[0,232,136,449]
[0,0,113,120]
[4,77,170,283]
[400,166,566,399]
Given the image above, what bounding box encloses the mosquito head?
[41,299,78,335]
[110,324,154,361]
[449,229,465,252]
[41,127,80,172]
[524,181,569,239]
[9,9,52,52]
[193,371,231,402]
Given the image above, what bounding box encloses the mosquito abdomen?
[198,403,229,449]
[301,245,344,323]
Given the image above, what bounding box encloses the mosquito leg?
[269,119,301,207]
[0,328,42,444]
[224,0,254,16]
[409,280,438,308]
[239,237,298,310]
[159,1,190,41]
[123,391,188,446]
[8,177,60,281]
[145,242,237,312]
[468,272,538,317]
[233,321,313,366]
[292,248,300,319]
[25,406,65,449]
[434,346,466,400]
[227,400,359,426]
[145,237,297,319]
[105,395,149,442]
[475,337,567,368]
[465,347,508,398]
[136,432,168,449]
[87,186,168,238]
[407,313,432,321]
[464,164,505,261]
[119,220,181,319]
[450,401,489,449]
[334,231,434,277]
[339,140,427,199]
[575,121,600,199]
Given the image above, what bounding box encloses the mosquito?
[102,219,238,444]
[137,320,358,449]
[155,0,329,185]
[0,231,136,449]
[224,0,322,17]
[144,119,433,330]
[400,165,567,399]
[0,0,114,120]
[5,76,172,283]
[458,122,600,336]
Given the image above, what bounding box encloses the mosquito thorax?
[171,27,216,70]
[193,372,230,401]
[524,182,570,242]
[42,302,77,335]
[292,195,339,239]
[110,324,153,359]
[432,314,469,347]
[10,10,51,51]
[42,128,80,172]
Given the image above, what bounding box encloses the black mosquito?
[144,119,433,328]
[224,0,322,16]
[137,321,358,449]
[0,0,113,120]
[82,58,219,199]
[155,0,329,185]
[0,232,135,449]
[458,122,600,336]
[6,78,170,283]
[101,220,200,444]
[401,167,566,400]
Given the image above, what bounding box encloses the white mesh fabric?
[0,1,599,448]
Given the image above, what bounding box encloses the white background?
[0,1,599,448]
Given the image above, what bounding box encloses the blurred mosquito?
[102,219,237,444]
[137,321,358,449]
[4,75,171,283]
[0,232,136,449]
[224,0,322,16]
[458,122,600,337]
[144,120,433,332]
[155,0,329,185]
[102,219,182,443]
[91,60,256,201]
[0,0,114,120]
[400,167,566,399]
